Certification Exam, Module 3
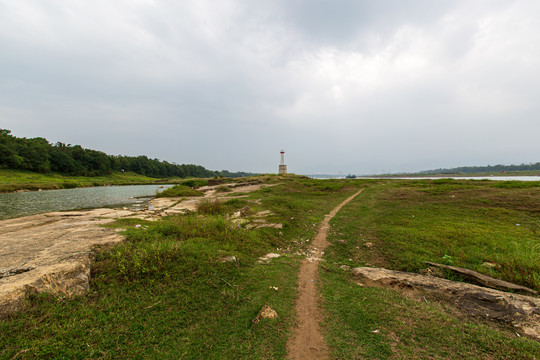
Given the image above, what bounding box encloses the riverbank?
[0,169,182,193]
[1,176,539,358]
[0,180,275,317]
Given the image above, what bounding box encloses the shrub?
[215,185,232,193]
[156,185,204,198]
[196,198,225,215]
[180,179,209,188]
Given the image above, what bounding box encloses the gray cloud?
[1,0,539,174]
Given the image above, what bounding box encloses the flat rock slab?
[352,267,540,341]
[0,209,126,317]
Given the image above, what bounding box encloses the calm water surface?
[0,185,173,220]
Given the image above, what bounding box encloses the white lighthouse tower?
[279,150,287,174]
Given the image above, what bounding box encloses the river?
[0,184,173,220]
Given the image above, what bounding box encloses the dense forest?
[0,129,253,178]
[419,162,540,174]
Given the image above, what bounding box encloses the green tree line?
[0,129,253,178]
[419,162,540,174]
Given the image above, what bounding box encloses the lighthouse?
[278,150,287,174]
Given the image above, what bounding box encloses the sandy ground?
[287,189,364,360]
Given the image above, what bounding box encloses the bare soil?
[287,189,363,360]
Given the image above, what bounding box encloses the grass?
[0,169,179,193]
[320,268,539,359]
[0,175,364,359]
[1,176,538,359]
[375,170,540,178]
[349,180,540,290]
[179,179,209,188]
[156,184,204,198]
[196,198,226,215]
[215,185,233,193]
[1,215,299,359]
[319,179,539,358]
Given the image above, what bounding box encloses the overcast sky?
[1,0,539,174]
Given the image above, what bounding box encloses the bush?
[215,185,232,193]
[196,198,225,215]
[156,185,204,197]
[180,179,209,188]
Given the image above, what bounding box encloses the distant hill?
[0,129,254,178]
[418,162,540,175]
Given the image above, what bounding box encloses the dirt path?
[287,189,364,360]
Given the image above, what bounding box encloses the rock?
[254,210,272,217]
[482,262,497,268]
[0,210,124,317]
[419,266,443,277]
[426,262,537,295]
[252,304,278,323]
[352,267,540,341]
[339,265,351,271]
[251,223,283,229]
[1,258,92,318]
[239,206,251,217]
[258,253,281,263]
[220,256,237,263]
[0,267,34,279]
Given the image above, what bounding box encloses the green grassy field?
[1,176,539,359]
[371,170,540,178]
[0,169,180,192]
[0,176,362,359]
[327,179,540,290]
[321,178,540,359]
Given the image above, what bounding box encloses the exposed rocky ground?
[352,267,540,341]
[0,182,273,317]
[0,208,127,316]
[1,181,538,346]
